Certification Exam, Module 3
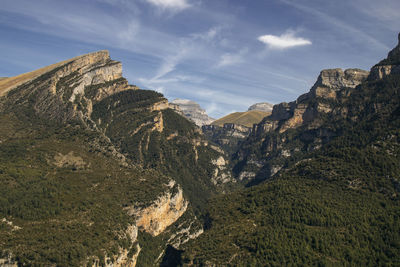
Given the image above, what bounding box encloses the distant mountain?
[170,99,215,127]
[248,102,274,112]
[212,110,270,128]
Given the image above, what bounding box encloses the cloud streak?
[217,48,248,67]
[144,0,190,11]
[258,32,311,49]
[279,0,390,50]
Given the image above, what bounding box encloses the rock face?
[312,68,369,92]
[125,181,188,236]
[170,99,215,127]
[233,68,369,183]
[89,224,140,267]
[248,102,274,112]
[263,68,369,132]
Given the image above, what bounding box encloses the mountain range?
[0,33,399,266]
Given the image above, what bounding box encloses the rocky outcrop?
[53,151,88,169]
[311,68,369,93]
[211,156,234,185]
[170,99,214,127]
[369,33,400,80]
[125,181,188,237]
[0,255,18,267]
[89,225,140,267]
[248,102,274,112]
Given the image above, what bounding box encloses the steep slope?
[181,33,400,266]
[170,99,214,127]
[211,110,270,128]
[0,51,230,266]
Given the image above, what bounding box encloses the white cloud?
[144,0,190,10]
[258,31,312,49]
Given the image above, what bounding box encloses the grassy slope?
[212,110,270,127]
[181,74,400,265]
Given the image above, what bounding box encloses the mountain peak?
[0,50,114,98]
[248,102,274,112]
[170,98,215,126]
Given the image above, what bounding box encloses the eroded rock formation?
[125,181,188,237]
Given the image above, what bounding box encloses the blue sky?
[1,0,399,118]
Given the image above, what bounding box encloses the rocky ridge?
[233,67,370,183]
[4,50,137,124]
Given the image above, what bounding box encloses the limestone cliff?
[258,68,369,134]
[125,181,188,237]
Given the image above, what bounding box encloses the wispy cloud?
[350,0,400,32]
[279,0,390,50]
[216,48,248,68]
[258,31,311,49]
[144,0,190,11]
[148,26,222,81]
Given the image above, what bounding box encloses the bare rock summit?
[170,98,215,127]
[248,102,274,112]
